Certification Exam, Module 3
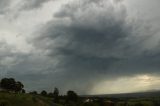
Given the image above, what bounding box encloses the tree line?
[0,78,78,104]
[30,88,78,103]
[0,78,24,93]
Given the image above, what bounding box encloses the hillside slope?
[0,92,60,106]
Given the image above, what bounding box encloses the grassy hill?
[0,92,60,106]
[1,91,160,106]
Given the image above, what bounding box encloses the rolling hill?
[0,92,61,106]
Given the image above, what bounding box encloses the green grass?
[0,92,159,106]
[0,92,54,106]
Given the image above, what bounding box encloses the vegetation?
[0,78,24,93]
[0,92,55,106]
[41,90,48,96]
[66,90,78,102]
[53,87,59,103]
[0,77,160,106]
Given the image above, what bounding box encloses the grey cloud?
[0,41,52,92]
[4,50,62,92]
[0,40,26,78]
[19,0,52,10]
[0,0,11,14]
[32,0,145,94]
[3,0,159,94]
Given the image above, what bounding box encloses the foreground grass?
[0,92,57,106]
[1,92,160,106]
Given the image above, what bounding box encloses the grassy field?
[0,91,160,106]
[0,92,59,106]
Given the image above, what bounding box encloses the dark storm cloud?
[31,0,160,94]
[0,0,159,94]
[0,40,29,79]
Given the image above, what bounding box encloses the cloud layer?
[0,0,160,94]
[0,0,11,14]
[19,0,51,10]
[31,0,160,93]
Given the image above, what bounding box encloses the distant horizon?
[86,89,160,95]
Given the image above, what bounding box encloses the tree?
[66,90,78,102]
[14,81,24,92]
[53,87,59,103]
[48,92,54,97]
[53,87,59,97]
[30,91,38,95]
[0,78,24,92]
[0,78,16,91]
[41,90,47,96]
[22,89,26,93]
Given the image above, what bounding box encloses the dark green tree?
[53,87,59,103]
[22,89,25,93]
[41,90,47,96]
[0,78,24,92]
[48,92,54,97]
[0,78,15,91]
[66,90,78,102]
[53,87,59,97]
[30,91,38,95]
[14,81,24,92]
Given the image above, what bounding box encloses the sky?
[0,0,160,95]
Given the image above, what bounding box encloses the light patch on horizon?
[91,75,160,94]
